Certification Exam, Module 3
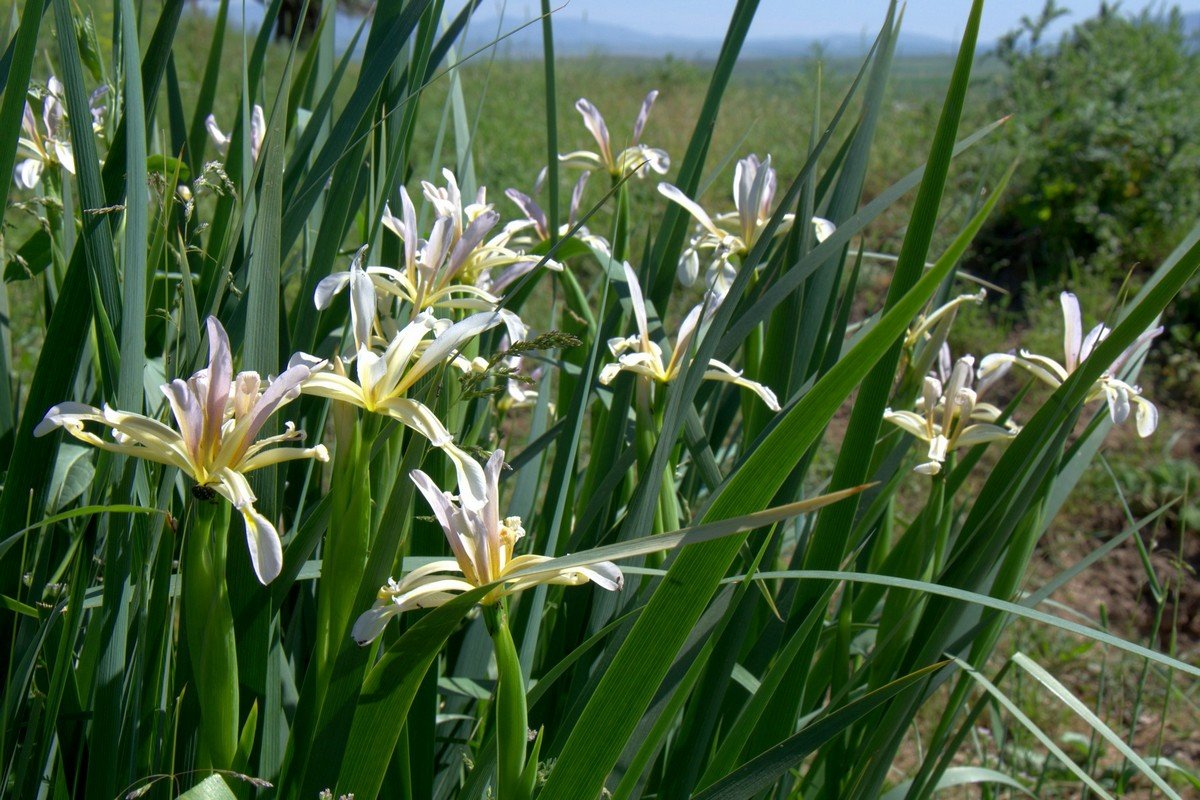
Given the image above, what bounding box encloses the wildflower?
[559,91,670,179]
[659,154,834,298]
[904,289,988,349]
[505,169,612,257]
[34,317,328,583]
[293,310,518,508]
[372,180,559,313]
[351,450,622,644]
[598,262,781,411]
[14,78,76,189]
[206,104,266,161]
[979,292,1160,436]
[884,355,1019,475]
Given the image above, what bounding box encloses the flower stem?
[611,178,631,262]
[182,496,238,770]
[315,414,375,682]
[486,603,532,800]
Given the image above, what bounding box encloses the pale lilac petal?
[505,188,548,239]
[1080,324,1110,367]
[445,210,501,280]
[15,159,42,189]
[314,272,351,310]
[621,261,651,347]
[569,172,590,225]
[1109,325,1163,376]
[401,185,419,271]
[411,469,476,580]
[575,98,612,166]
[1060,292,1083,372]
[161,379,203,460]
[203,316,233,449]
[243,364,310,443]
[632,89,659,144]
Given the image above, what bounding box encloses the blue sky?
[489,1,1200,42]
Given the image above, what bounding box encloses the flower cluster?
[885,291,1162,476]
[30,80,1165,653]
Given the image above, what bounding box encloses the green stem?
[930,462,951,576]
[633,387,667,542]
[315,415,376,682]
[611,178,630,262]
[183,496,238,770]
[486,604,531,800]
[652,400,682,533]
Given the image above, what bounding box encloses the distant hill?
[462,16,960,60]
[1184,10,1200,36]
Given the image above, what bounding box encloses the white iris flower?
[351,450,623,645]
[559,91,670,179]
[599,262,781,412]
[292,310,519,509]
[14,78,79,189]
[35,317,328,583]
[884,355,1019,476]
[206,104,266,161]
[658,154,834,299]
[980,292,1161,437]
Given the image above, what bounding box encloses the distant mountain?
[1184,11,1200,37]
[462,16,960,60]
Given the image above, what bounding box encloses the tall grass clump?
[1,0,1198,798]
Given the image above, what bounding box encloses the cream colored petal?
[297,371,368,408]
[351,601,403,646]
[883,409,930,440]
[658,183,725,240]
[239,444,329,472]
[394,311,505,396]
[955,423,1018,448]
[702,360,780,411]
[812,217,835,243]
[1133,395,1158,437]
[214,468,281,585]
[620,261,652,350]
[558,150,605,172]
[1013,352,1069,386]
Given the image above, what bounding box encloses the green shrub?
[970,2,1200,287]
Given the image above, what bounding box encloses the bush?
[969,2,1200,288]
